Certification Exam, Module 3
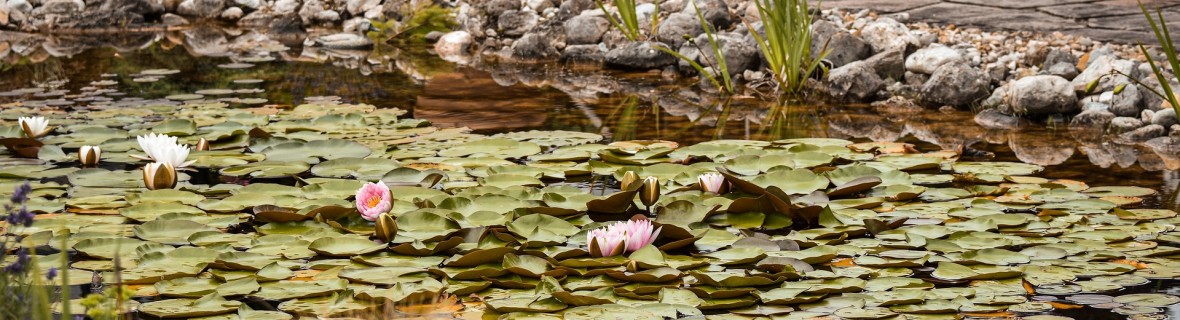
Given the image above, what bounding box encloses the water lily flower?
[18,116,50,138]
[135,133,195,168]
[621,219,662,253]
[142,162,178,190]
[698,172,726,194]
[355,182,392,221]
[620,171,640,190]
[587,225,627,257]
[374,212,397,242]
[78,145,101,167]
[587,219,662,257]
[639,176,660,209]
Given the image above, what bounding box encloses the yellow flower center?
[365,196,383,209]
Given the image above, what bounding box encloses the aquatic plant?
[598,0,649,42]
[1137,1,1180,117]
[367,3,456,43]
[135,133,194,168]
[697,172,725,194]
[142,162,178,190]
[17,116,50,138]
[745,0,829,94]
[356,182,393,221]
[587,219,661,257]
[79,285,135,320]
[0,182,68,320]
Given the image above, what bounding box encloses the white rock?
[234,0,259,9]
[346,0,379,16]
[273,0,297,14]
[434,31,474,63]
[905,44,963,74]
[860,17,918,53]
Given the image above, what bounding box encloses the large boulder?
[1070,109,1116,129]
[860,17,918,53]
[511,32,559,60]
[919,62,989,107]
[657,12,703,48]
[681,0,730,29]
[1042,47,1079,80]
[999,75,1078,116]
[560,44,606,63]
[905,44,963,75]
[676,32,759,76]
[435,31,473,57]
[564,13,609,45]
[605,41,677,70]
[862,48,904,80]
[498,10,538,37]
[811,20,870,68]
[825,61,882,101]
[1071,55,1134,93]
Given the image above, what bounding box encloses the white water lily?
[135,133,195,168]
[18,116,51,138]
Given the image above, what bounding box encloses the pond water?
[2,29,1180,320]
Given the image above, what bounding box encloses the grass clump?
[655,1,735,94]
[598,0,658,42]
[1138,1,1180,117]
[745,0,828,95]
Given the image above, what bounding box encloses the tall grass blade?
[598,0,642,41]
[1139,1,1180,116]
[745,0,828,94]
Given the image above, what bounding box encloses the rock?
[1153,108,1178,127]
[1070,109,1116,128]
[1108,84,1142,117]
[234,0,259,9]
[346,0,380,16]
[483,0,519,18]
[219,6,241,19]
[298,0,326,24]
[100,0,162,17]
[498,10,538,37]
[904,71,928,87]
[919,62,989,107]
[1071,55,1134,93]
[862,48,904,80]
[161,12,188,26]
[560,44,605,63]
[1143,109,1155,123]
[1110,117,1144,132]
[676,32,758,76]
[999,75,1078,116]
[905,44,963,75]
[681,0,730,29]
[435,31,473,56]
[557,0,593,19]
[985,62,1010,84]
[605,41,676,70]
[511,32,559,60]
[37,0,82,14]
[342,17,370,33]
[811,20,870,68]
[176,0,223,18]
[1043,48,1077,68]
[825,61,882,101]
[657,12,703,48]
[267,13,303,33]
[273,0,297,14]
[1082,101,1110,112]
[564,14,609,45]
[974,109,1022,129]
[1174,124,1180,138]
[1119,124,1165,143]
[860,17,918,53]
[7,0,31,13]
[1045,62,1079,80]
[314,9,340,23]
[309,33,372,48]
[525,0,554,12]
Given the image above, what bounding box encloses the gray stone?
[657,12,703,47]
[557,0,593,19]
[1045,62,1079,80]
[1143,109,1155,124]
[999,75,1078,116]
[860,17,918,53]
[560,44,606,63]
[826,61,883,101]
[1070,109,1116,128]
[905,44,963,74]
[564,14,609,45]
[862,48,904,80]
[985,62,1010,84]
[511,32,559,60]
[676,32,759,76]
[273,0,297,14]
[7,0,31,13]
[435,31,473,57]
[233,0,259,9]
[919,62,989,107]
[974,109,1023,129]
[606,41,677,70]
[314,9,340,23]
[1153,108,1178,127]
[1071,55,1134,93]
[346,0,380,16]
[1043,48,1078,68]
[219,6,241,19]
[811,20,871,68]
[1082,101,1110,112]
[904,71,928,87]
[1108,84,1143,117]
[1110,117,1144,132]
[525,0,554,12]
[176,0,222,17]
[681,0,730,29]
[38,0,82,14]
[1119,124,1166,143]
[498,10,538,37]
[161,12,188,26]
[483,0,519,18]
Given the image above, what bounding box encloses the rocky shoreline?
[424,0,1180,152]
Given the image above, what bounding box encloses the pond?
[1,29,1179,320]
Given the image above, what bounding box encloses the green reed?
[746,0,828,95]
[1138,1,1180,117]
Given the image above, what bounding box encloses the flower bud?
[195,138,210,151]
[620,171,640,191]
[78,145,101,167]
[639,176,660,208]
[374,212,397,243]
[142,162,177,190]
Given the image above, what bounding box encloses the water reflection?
[0,29,1176,209]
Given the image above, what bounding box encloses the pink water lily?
[355,182,392,221]
[587,219,662,257]
[698,172,725,194]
